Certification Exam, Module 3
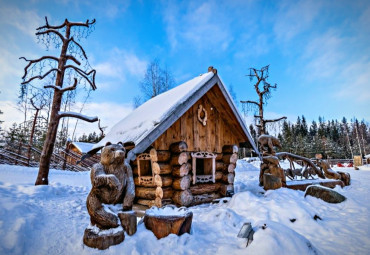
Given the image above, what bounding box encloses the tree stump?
[263,173,282,190]
[143,205,193,239]
[118,211,137,236]
[83,226,125,250]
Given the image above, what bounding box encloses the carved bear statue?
[86,142,135,229]
[258,135,282,155]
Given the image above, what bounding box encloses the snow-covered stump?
[143,205,193,239]
[83,225,125,250]
[118,211,137,236]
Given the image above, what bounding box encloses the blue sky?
[0,0,369,137]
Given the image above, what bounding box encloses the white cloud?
[162,1,233,52]
[0,6,42,38]
[0,101,25,130]
[94,48,147,86]
[273,0,323,42]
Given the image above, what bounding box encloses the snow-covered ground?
[0,162,369,255]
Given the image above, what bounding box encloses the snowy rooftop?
[95,71,215,148]
[71,142,96,154]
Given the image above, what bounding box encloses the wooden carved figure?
[86,142,135,229]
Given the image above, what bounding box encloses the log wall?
[132,142,238,208]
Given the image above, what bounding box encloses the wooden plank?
[180,114,187,142]
[192,104,199,151]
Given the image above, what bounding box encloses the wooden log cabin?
[96,67,259,207]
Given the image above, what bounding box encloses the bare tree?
[20,17,98,185]
[27,92,47,165]
[240,65,286,135]
[135,59,175,107]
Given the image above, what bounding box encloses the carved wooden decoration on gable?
[197,104,207,126]
[191,151,216,184]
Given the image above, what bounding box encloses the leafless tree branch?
[21,68,60,84]
[265,116,287,123]
[20,56,59,79]
[58,111,98,122]
[64,65,96,90]
[44,78,78,92]
[36,29,65,42]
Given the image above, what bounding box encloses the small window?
[191,151,216,184]
[137,153,154,185]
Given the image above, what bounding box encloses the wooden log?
[222,173,235,184]
[118,211,137,236]
[220,184,234,197]
[170,152,189,165]
[149,148,158,162]
[172,175,191,190]
[136,187,157,200]
[137,199,158,208]
[172,190,193,206]
[150,148,171,162]
[222,145,239,154]
[189,183,221,195]
[172,163,191,177]
[143,210,193,239]
[158,163,172,175]
[215,153,223,161]
[222,153,238,164]
[134,177,155,187]
[152,162,161,175]
[191,193,221,206]
[228,163,236,173]
[215,171,223,181]
[154,174,173,187]
[216,161,227,171]
[169,141,188,154]
[263,173,282,190]
[156,186,163,199]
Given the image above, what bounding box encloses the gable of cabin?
[152,83,250,152]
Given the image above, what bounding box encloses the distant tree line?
[250,116,369,159]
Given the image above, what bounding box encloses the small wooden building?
[97,67,258,207]
[66,141,100,167]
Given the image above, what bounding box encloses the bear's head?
[100,142,126,166]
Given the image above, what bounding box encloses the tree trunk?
[27,109,39,166]
[35,25,71,185]
[36,91,63,185]
[154,174,173,187]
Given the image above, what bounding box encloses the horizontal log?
[216,161,227,171]
[150,148,171,162]
[189,183,221,195]
[220,184,234,197]
[215,171,223,181]
[215,153,223,161]
[136,187,157,200]
[222,173,235,184]
[222,145,239,154]
[172,163,191,177]
[172,190,193,207]
[134,177,155,187]
[172,175,191,190]
[154,174,173,187]
[222,153,238,164]
[170,152,189,165]
[158,163,172,175]
[137,198,161,208]
[190,193,221,206]
[169,141,188,154]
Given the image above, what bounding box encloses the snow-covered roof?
[95,70,258,160]
[365,154,370,159]
[71,142,96,154]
